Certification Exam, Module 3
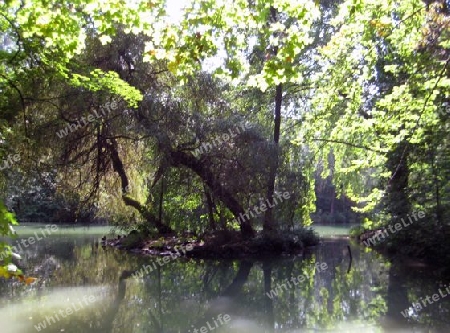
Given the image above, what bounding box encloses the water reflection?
[0,229,449,332]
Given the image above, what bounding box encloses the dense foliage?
[1,0,449,271]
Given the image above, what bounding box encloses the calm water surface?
[0,224,449,333]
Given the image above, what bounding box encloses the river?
[0,224,449,332]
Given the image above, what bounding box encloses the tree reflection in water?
[1,235,450,332]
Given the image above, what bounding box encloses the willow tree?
[0,0,166,278]
[147,0,324,233]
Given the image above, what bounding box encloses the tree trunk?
[169,149,255,239]
[204,184,217,231]
[106,138,173,234]
[158,177,164,222]
[430,149,442,225]
[330,190,335,217]
[263,83,282,233]
[385,141,410,219]
[263,6,283,234]
[218,204,227,229]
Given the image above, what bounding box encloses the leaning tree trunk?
[169,149,255,239]
[106,138,173,234]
